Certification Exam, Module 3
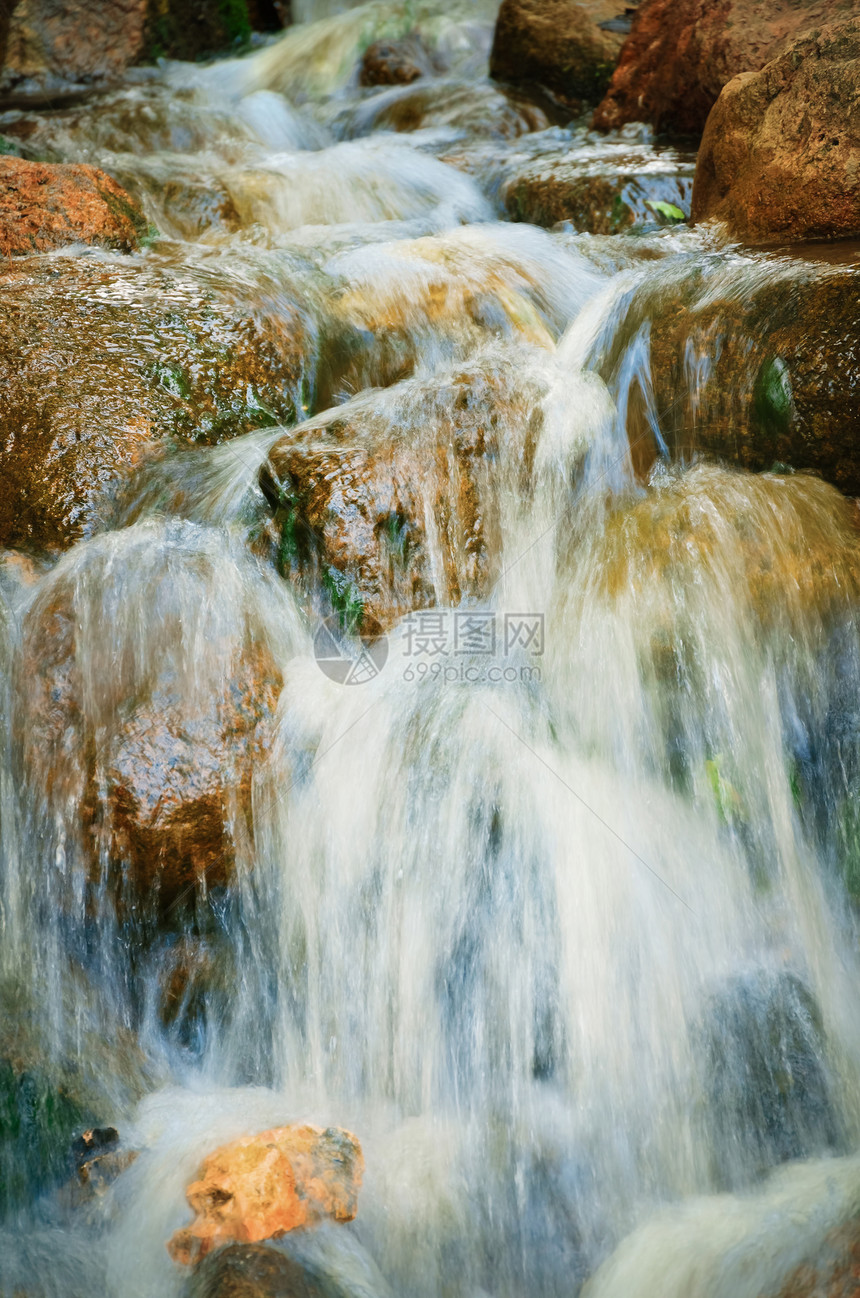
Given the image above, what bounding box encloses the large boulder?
[0,155,145,255]
[260,354,551,630]
[490,0,627,108]
[0,0,147,94]
[0,254,309,553]
[691,19,860,243]
[15,521,284,915]
[168,1125,364,1267]
[592,0,855,138]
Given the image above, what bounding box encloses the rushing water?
[2,4,860,1297]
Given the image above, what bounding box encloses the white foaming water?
[2,3,860,1297]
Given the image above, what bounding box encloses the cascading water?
[2,3,860,1297]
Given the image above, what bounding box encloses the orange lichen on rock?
[0,156,146,257]
[167,1124,364,1268]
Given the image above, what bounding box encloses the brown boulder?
[359,38,426,87]
[490,0,626,108]
[691,19,860,244]
[261,355,548,630]
[768,1217,860,1298]
[15,521,283,913]
[0,254,308,553]
[592,0,855,138]
[0,155,145,255]
[1,0,147,93]
[600,260,860,494]
[168,1125,364,1267]
[502,151,693,231]
[187,1244,324,1298]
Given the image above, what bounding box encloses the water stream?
[2,4,860,1296]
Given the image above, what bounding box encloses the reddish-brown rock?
[359,37,426,87]
[0,156,145,256]
[592,0,855,138]
[490,0,626,107]
[691,19,860,243]
[768,1217,860,1298]
[1,0,147,92]
[261,356,547,630]
[168,1125,364,1267]
[0,254,308,553]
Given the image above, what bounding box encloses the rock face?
[168,1125,364,1267]
[0,254,308,553]
[0,156,145,255]
[15,522,284,914]
[592,0,855,138]
[261,356,548,630]
[490,0,626,107]
[691,19,860,244]
[1,0,147,93]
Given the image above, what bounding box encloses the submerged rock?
[187,1244,325,1298]
[359,38,428,87]
[0,253,308,553]
[261,354,549,629]
[691,19,860,244]
[592,0,855,138]
[0,155,145,255]
[168,1125,364,1267]
[490,0,626,109]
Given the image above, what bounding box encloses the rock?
[768,1218,860,1298]
[691,19,860,244]
[0,155,146,255]
[260,355,549,630]
[187,1244,323,1298]
[501,145,693,231]
[490,0,626,108]
[1,0,148,95]
[634,264,860,495]
[0,254,309,553]
[15,521,284,913]
[333,78,548,142]
[0,1056,96,1214]
[359,38,426,87]
[592,0,855,138]
[168,1125,364,1267]
[72,1127,138,1200]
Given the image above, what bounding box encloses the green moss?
[218,0,251,45]
[0,1063,94,1216]
[98,185,149,246]
[322,567,365,634]
[753,356,793,440]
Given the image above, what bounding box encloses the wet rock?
[15,521,284,912]
[1,0,148,95]
[768,1218,860,1298]
[359,38,427,87]
[490,0,626,109]
[503,149,692,231]
[0,1056,96,1215]
[72,1127,138,1200]
[638,265,860,495]
[0,254,309,552]
[187,1244,324,1298]
[691,19,860,244]
[334,78,548,142]
[592,0,855,138]
[0,155,146,255]
[168,1125,364,1267]
[261,354,548,629]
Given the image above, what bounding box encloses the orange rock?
[0,156,146,257]
[167,1125,364,1268]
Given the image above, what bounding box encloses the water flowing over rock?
[691,18,860,244]
[591,0,855,138]
[490,0,626,109]
[0,156,146,255]
[0,253,310,552]
[168,1125,364,1266]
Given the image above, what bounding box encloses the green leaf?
[646,200,686,223]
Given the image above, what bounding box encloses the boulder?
[691,19,860,244]
[768,1218,860,1298]
[359,38,427,87]
[490,0,627,108]
[15,521,284,914]
[0,0,147,94]
[598,262,860,496]
[168,1125,364,1267]
[592,0,855,138]
[0,254,308,553]
[260,355,549,630]
[0,156,145,255]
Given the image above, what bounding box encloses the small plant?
[646,199,687,225]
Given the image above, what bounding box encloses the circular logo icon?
[313,614,389,685]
